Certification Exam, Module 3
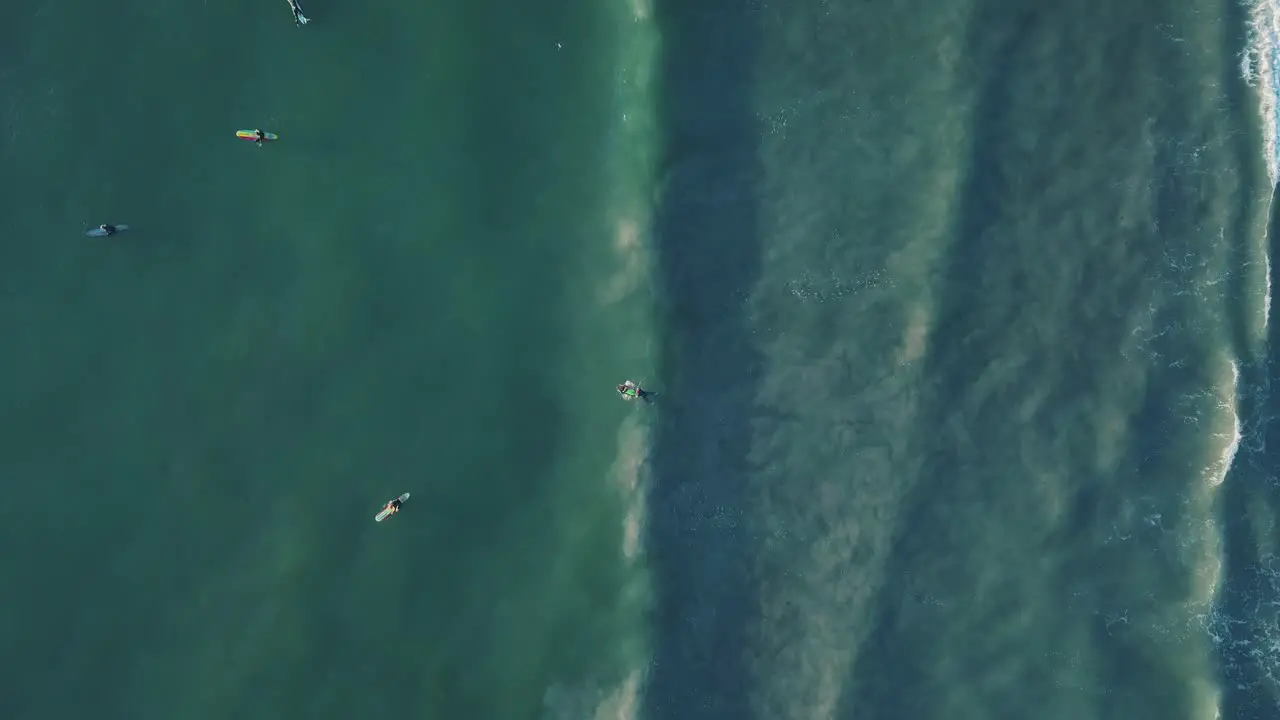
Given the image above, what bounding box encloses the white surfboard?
[375,493,410,522]
[287,0,309,25]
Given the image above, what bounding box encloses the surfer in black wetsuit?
[381,496,404,517]
[254,129,266,143]
[99,224,116,236]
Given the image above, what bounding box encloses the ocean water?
[4,0,1280,718]
[1,0,653,718]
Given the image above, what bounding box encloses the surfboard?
[375,493,410,522]
[84,224,129,237]
[287,0,310,25]
[236,130,278,142]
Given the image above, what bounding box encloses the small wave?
[602,217,649,304]
[1239,1,1280,338]
[1245,0,1280,336]
[599,0,658,307]
[1244,0,1280,185]
[1249,0,1280,340]
[1203,358,1242,488]
[614,415,649,560]
[538,4,659,719]
[542,670,643,720]
[539,418,651,720]
[601,0,658,558]
[1265,253,1272,330]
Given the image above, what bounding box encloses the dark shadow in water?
[1216,184,1280,720]
[837,7,1046,719]
[644,2,763,719]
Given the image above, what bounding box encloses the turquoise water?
[2,1,653,718]
[6,0,1280,718]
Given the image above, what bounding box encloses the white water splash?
[1265,253,1272,329]
[1203,359,1241,488]
[1245,0,1278,335]
[1244,0,1280,185]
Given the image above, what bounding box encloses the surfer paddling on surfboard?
[616,381,651,402]
[236,129,277,144]
[375,493,410,522]
[85,224,128,238]
[287,0,309,25]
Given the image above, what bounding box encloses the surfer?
[98,224,117,236]
[253,129,267,144]
[288,0,310,25]
[617,381,649,402]
[375,493,410,522]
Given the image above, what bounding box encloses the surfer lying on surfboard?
[234,129,275,145]
[288,0,309,25]
[236,129,277,144]
[616,380,651,402]
[85,223,128,237]
[376,493,409,522]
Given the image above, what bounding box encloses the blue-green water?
[2,1,653,718]
[6,0,1280,718]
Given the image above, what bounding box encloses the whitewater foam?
[1204,359,1242,488]
[1245,0,1278,337]
[1245,0,1280,184]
